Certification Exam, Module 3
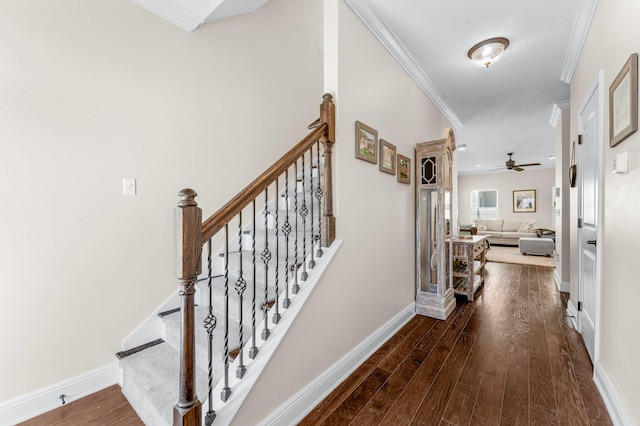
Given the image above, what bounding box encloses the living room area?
[457,166,558,269]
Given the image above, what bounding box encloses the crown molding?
[549,99,571,127]
[133,0,204,31]
[560,0,599,84]
[344,0,463,130]
[205,0,269,23]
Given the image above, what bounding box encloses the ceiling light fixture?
[467,37,510,68]
[549,155,556,160]
[458,144,467,151]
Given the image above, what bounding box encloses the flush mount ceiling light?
[467,37,510,68]
[458,144,468,151]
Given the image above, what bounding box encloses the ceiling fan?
[497,152,542,172]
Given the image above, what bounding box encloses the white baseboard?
[553,271,570,293]
[259,302,416,426]
[593,362,633,426]
[0,363,120,426]
[566,299,579,330]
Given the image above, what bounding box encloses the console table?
[450,235,488,301]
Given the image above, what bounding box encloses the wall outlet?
[612,152,628,174]
[123,178,137,196]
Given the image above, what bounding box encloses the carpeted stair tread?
[162,305,252,373]
[120,342,208,426]
[196,275,283,324]
[120,165,325,424]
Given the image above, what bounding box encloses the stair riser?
[212,240,319,276]
[243,209,322,236]
[214,255,314,286]
[162,305,253,374]
[198,277,280,324]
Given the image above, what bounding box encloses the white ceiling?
[347,0,599,174]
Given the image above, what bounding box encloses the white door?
[578,83,600,362]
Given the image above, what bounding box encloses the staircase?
[118,94,336,425]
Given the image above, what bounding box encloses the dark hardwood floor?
[20,263,611,426]
[300,262,612,426]
[18,385,142,426]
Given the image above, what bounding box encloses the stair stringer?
[205,239,342,425]
[122,293,181,353]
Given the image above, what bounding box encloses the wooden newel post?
[174,189,203,426]
[320,93,336,248]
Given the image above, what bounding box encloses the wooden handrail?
[201,123,327,242]
[173,94,335,426]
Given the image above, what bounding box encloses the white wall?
[570,0,640,423]
[0,0,323,403]
[458,168,555,228]
[231,0,451,423]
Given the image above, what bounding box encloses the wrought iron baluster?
[249,200,258,359]
[282,169,292,308]
[236,213,247,378]
[292,161,300,294]
[261,189,271,340]
[221,225,231,402]
[300,153,309,281]
[309,147,316,270]
[204,239,216,425]
[315,140,324,258]
[273,180,281,324]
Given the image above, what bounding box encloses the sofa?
[471,218,537,246]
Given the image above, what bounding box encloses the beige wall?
[555,109,571,284]
[458,168,555,228]
[570,0,640,422]
[0,0,323,402]
[232,0,451,423]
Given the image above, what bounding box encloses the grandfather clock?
[415,128,456,320]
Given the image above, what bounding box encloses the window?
[471,189,498,219]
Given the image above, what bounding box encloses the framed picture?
[397,154,411,184]
[355,121,378,163]
[379,139,396,175]
[609,53,638,147]
[513,189,536,213]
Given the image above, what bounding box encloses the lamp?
[467,37,510,68]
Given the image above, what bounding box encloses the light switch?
[123,178,137,195]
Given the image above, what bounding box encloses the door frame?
[576,71,604,361]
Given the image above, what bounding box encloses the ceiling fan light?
[468,37,510,68]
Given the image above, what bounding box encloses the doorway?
[577,75,602,362]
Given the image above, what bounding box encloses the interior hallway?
[20,262,611,425]
[301,262,611,425]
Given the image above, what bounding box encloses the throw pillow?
[485,219,503,232]
[502,219,522,232]
[518,220,536,233]
[473,219,487,231]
